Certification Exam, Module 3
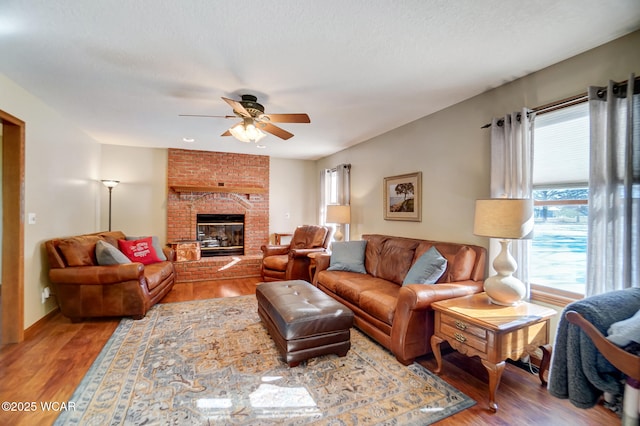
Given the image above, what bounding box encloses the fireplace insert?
[196,214,244,257]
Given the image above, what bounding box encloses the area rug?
[56,295,474,425]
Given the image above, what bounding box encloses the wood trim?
[24,307,59,340]
[1,109,25,344]
[530,284,582,307]
[533,199,587,206]
[170,185,267,195]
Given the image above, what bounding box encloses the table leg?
[430,335,444,374]
[480,359,506,412]
[538,344,552,386]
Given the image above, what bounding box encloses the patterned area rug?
[56,296,474,425]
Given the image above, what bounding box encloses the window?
[530,102,589,299]
[320,168,338,226]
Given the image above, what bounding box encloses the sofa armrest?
[49,263,145,285]
[261,245,290,256]
[162,246,176,262]
[391,280,484,364]
[397,281,484,311]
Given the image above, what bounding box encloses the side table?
[430,293,556,412]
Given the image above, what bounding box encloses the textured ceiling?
[1,1,639,159]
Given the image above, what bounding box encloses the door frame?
[1,109,25,344]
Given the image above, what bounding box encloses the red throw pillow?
[118,237,161,265]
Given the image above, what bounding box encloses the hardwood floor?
[0,278,619,425]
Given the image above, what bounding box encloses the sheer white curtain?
[586,74,640,296]
[490,109,535,298]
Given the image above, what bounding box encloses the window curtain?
[336,164,351,241]
[319,168,330,225]
[586,74,640,296]
[490,109,535,298]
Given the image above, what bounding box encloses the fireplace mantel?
[170,185,267,195]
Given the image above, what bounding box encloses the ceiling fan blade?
[180,114,236,119]
[258,122,294,140]
[260,113,310,123]
[222,97,251,118]
[221,129,232,137]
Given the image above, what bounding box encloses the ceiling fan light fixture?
[229,118,266,143]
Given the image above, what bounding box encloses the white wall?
[0,73,101,328]
[268,157,318,243]
[100,145,168,241]
[317,31,640,251]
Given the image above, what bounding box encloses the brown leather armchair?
[261,225,332,282]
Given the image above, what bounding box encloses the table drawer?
[441,314,487,339]
[439,314,488,354]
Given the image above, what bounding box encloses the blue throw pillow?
[327,240,367,274]
[96,240,131,265]
[402,246,448,285]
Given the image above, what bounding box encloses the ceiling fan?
[180,94,310,142]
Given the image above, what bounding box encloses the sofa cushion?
[118,237,161,265]
[328,240,367,274]
[335,275,393,305]
[360,286,401,325]
[317,270,359,293]
[127,235,167,261]
[403,246,447,285]
[96,240,131,265]
[58,236,101,266]
[263,254,289,272]
[449,246,477,282]
[377,239,418,284]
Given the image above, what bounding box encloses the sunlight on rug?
[55,295,474,425]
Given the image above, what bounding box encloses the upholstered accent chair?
[261,225,332,282]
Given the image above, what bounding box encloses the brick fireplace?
[167,149,269,281]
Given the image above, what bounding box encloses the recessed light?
[182,137,195,143]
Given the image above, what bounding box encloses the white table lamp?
[326,204,351,242]
[474,198,534,306]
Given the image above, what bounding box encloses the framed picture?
[383,172,422,221]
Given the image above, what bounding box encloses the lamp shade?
[229,118,266,143]
[101,179,120,189]
[326,204,351,224]
[474,198,533,240]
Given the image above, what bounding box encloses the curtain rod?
[481,75,640,129]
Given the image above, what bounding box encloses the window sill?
[530,284,584,307]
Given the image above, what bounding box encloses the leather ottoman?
[256,280,354,367]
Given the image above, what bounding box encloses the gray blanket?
[547,287,640,408]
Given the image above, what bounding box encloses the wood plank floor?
[0,278,619,425]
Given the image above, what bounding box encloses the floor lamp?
[326,204,351,242]
[473,198,534,306]
[101,180,120,231]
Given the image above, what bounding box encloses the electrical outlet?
[41,287,51,304]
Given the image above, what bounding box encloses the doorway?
[0,109,25,344]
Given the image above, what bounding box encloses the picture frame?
[383,172,422,221]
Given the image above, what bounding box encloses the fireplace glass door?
[196,214,244,256]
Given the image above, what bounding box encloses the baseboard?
[24,307,60,340]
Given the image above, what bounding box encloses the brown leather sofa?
[45,231,176,321]
[261,225,332,282]
[314,234,486,365]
